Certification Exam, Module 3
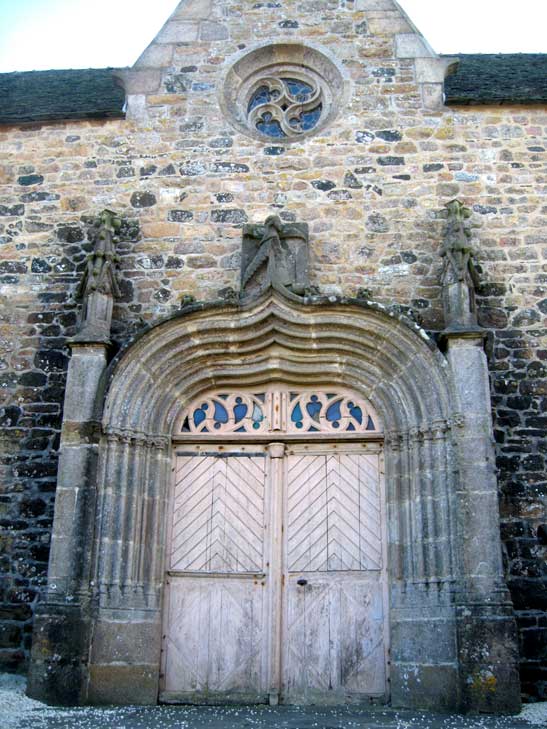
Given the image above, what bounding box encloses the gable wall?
[0,0,546,699]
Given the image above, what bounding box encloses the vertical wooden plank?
[283,447,387,703]
[162,449,270,703]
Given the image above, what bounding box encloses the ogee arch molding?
[83,293,466,707]
[103,293,453,436]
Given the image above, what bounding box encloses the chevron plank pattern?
[287,453,381,572]
[170,454,266,573]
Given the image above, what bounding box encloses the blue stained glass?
[301,104,322,131]
[291,403,303,424]
[284,78,313,101]
[234,402,248,423]
[306,396,321,422]
[213,401,228,423]
[309,426,319,432]
[252,403,264,424]
[349,404,363,424]
[248,85,271,113]
[367,415,376,430]
[257,393,266,403]
[347,422,355,431]
[193,408,206,427]
[235,426,246,432]
[326,400,341,422]
[256,113,286,138]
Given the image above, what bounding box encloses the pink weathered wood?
[162,448,270,702]
[283,449,386,702]
[162,443,388,704]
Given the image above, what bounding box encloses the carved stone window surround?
[219,41,351,143]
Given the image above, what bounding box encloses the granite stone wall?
[0,0,546,701]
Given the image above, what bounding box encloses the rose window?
[247,77,323,139]
[219,43,349,142]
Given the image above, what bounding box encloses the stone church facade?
[0,0,546,713]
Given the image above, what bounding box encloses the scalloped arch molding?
[103,293,452,436]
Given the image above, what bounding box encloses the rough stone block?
[27,607,90,706]
[355,0,397,9]
[172,0,213,19]
[391,618,457,663]
[87,664,159,705]
[134,44,174,69]
[155,21,199,44]
[90,619,161,665]
[390,663,459,711]
[199,21,228,41]
[368,15,412,35]
[395,33,434,58]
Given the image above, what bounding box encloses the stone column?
[27,341,108,704]
[446,332,521,713]
[28,209,122,704]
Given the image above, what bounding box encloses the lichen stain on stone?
[469,669,498,697]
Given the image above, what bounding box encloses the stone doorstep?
[1,688,538,729]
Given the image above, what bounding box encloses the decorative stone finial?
[240,215,310,300]
[73,209,122,343]
[440,200,481,333]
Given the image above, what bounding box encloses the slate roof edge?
[442,53,547,106]
[0,67,127,126]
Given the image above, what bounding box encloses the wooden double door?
[160,441,388,705]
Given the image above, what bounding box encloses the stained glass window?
[247,76,323,139]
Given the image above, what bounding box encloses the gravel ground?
[1,674,545,729]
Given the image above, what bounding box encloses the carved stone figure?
[440,200,481,331]
[240,215,310,300]
[73,209,122,342]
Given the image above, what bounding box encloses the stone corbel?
[395,32,459,110]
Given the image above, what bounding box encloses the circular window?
[219,42,350,142]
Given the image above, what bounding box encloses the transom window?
[176,387,382,436]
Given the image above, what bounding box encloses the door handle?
[297,578,308,586]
